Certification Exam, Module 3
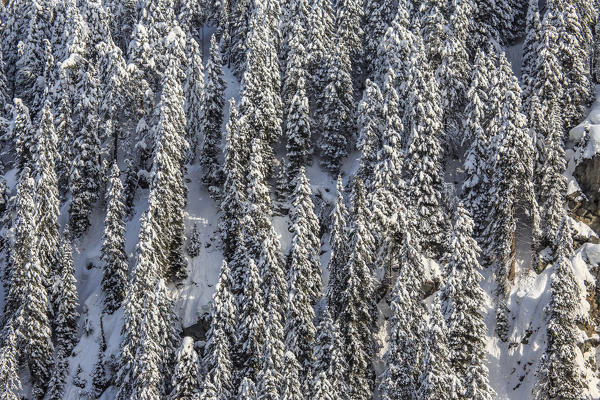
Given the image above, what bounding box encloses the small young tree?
[187,223,202,258]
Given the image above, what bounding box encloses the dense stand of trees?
[0,0,597,398]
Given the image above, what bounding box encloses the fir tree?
[187,223,202,258]
[91,317,109,399]
[326,176,349,319]
[312,308,349,399]
[238,378,258,400]
[219,100,247,262]
[0,322,22,400]
[281,351,303,400]
[335,0,364,75]
[364,0,396,76]
[441,204,495,399]
[306,0,334,104]
[69,64,102,238]
[403,37,447,256]
[201,35,226,188]
[53,238,80,357]
[202,261,236,399]
[338,179,376,400]
[417,299,460,400]
[317,36,355,174]
[9,98,35,172]
[356,79,384,189]
[183,37,205,161]
[285,68,312,181]
[170,337,201,400]
[379,208,427,400]
[534,218,589,400]
[101,163,128,314]
[234,259,266,385]
[418,0,448,69]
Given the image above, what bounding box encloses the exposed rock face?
[571,155,600,235]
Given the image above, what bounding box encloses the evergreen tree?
[306,0,334,106]
[521,0,542,102]
[317,36,355,174]
[335,0,364,75]
[281,351,303,400]
[147,58,189,281]
[0,322,22,400]
[356,79,384,189]
[312,308,349,399]
[326,176,349,318]
[441,204,495,399]
[417,299,460,400]
[170,337,201,400]
[364,0,396,76]
[418,0,448,69]
[379,208,427,400]
[285,169,322,372]
[183,37,205,161]
[91,318,109,399]
[534,218,589,400]
[201,35,226,188]
[403,39,447,256]
[285,58,312,180]
[281,0,310,70]
[101,163,128,314]
[238,378,258,400]
[69,64,102,238]
[337,179,376,400]
[462,49,493,241]
[202,261,236,399]
[53,237,80,357]
[9,98,35,172]
[219,100,248,262]
[234,259,266,385]
[187,223,202,258]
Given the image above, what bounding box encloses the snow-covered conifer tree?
[379,208,427,400]
[337,178,376,400]
[417,299,460,400]
[317,36,355,174]
[183,37,205,161]
[534,218,588,399]
[170,337,201,400]
[69,64,102,238]
[356,79,384,189]
[306,0,334,103]
[280,351,303,400]
[201,35,226,188]
[441,204,495,398]
[403,39,447,256]
[234,259,266,385]
[312,308,349,399]
[187,223,202,258]
[219,100,247,261]
[101,163,128,314]
[9,98,35,172]
[335,0,364,76]
[285,168,321,373]
[238,377,258,400]
[0,322,22,400]
[202,261,236,398]
[326,176,349,318]
[418,0,448,69]
[364,0,396,76]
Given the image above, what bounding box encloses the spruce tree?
[9,98,35,172]
[280,351,303,400]
[317,36,355,174]
[338,179,376,400]
[219,100,248,262]
[285,169,322,373]
[356,79,384,189]
[201,35,226,188]
[312,308,349,399]
[379,208,427,400]
[101,163,128,314]
[441,204,495,399]
[403,38,447,256]
[418,0,448,69]
[417,299,460,400]
[285,67,312,181]
[534,218,589,400]
[238,378,258,400]
[202,261,236,399]
[234,259,266,385]
[326,176,349,319]
[183,37,205,161]
[69,64,102,238]
[0,322,22,400]
[187,223,202,258]
[306,0,334,106]
[335,0,364,76]
[170,337,201,400]
[364,0,396,76]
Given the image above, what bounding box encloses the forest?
[0,0,599,399]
